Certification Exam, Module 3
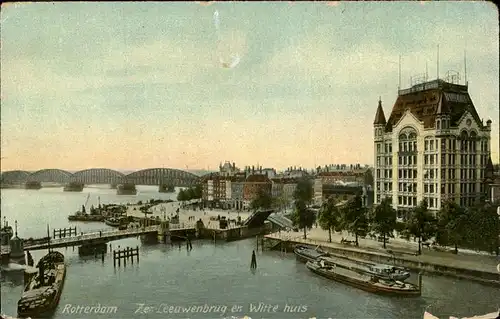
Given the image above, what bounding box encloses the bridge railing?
[169,222,196,230]
[24,226,159,248]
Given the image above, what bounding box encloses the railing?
[24,226,159,248]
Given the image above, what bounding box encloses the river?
[1,187,499,319]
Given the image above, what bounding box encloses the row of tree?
[318,192,499,255]
[251,177,500,255]
[177,184,203,201]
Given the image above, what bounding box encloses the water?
[2,187,499,319]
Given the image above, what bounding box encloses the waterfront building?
[243,173,272,209]
[230,173,246,210]
[373,75,493,211]
[219,161,240,177]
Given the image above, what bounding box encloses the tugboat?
[104,217,121,227]
[67,195,105,222]
[117,183,137,195]
[63,181,84,192]
[17,251,66,318]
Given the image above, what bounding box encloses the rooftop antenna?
[437,45,440,80]
[14,220,18,237]
[464,49,468,86]
[398,55,401,90]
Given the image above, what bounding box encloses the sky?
[1,1,498,172]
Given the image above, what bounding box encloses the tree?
[193,184,202,199]
[363,168,374,187]
[318,197,342,242]
[465,202,500,255]
[340,195,369,246]
[405,200,437,255]
[371,197,397,249]
[291,200,316,240]
[436,200,468,254]
[291,178,315,239]
[177,189,187,201]
[250,188,273,211]
[293,177,314,204]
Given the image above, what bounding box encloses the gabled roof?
[373,99,386,125]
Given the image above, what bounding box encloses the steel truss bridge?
[0,168,200,187]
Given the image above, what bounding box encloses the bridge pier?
[157,221,170,244]
[24,181,42,190]
[78,242,107,256]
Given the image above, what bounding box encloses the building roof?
[383,79,482,133]
[373,98,387,125]
[246,174,271,183]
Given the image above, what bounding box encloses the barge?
[306,258,421,297]
[17,251,66,318]
[294,245,328,263]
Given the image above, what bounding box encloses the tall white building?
[373,77,493,212]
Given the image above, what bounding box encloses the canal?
[1,187,499,319]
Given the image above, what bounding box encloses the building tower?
[373,98,387,204]
[434,93,452,205]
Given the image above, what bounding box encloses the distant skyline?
[1,1,498,172]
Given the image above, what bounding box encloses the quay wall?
[263,236,500,287]
[197,223,272,241]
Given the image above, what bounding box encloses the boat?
[17,251,66,318]
[63,182,84,192]
[306,258,421,297]
[1,314,31,319]
[320,253,411,281]
[293,245,328,263]
[424,310,500,319]
[364,264,410,281]
[117,183,137,195]
[67,194,104,222]
[105,218,120,227]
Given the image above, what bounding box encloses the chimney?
[252,165,255,173]
[233,162,236,169]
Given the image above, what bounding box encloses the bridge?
[0,168,200,188]
[23,223,196,251]
[267,214,294,230]
[243,209,275,228]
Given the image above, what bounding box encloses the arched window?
[437,120,441,130]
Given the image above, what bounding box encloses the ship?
[306,257,421,297]
[17,251,66,318]
[294,245,329,263]
[63,182,84,192]
[117,183,137,195]
[321,253,411,281]
[67,194,104,222]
